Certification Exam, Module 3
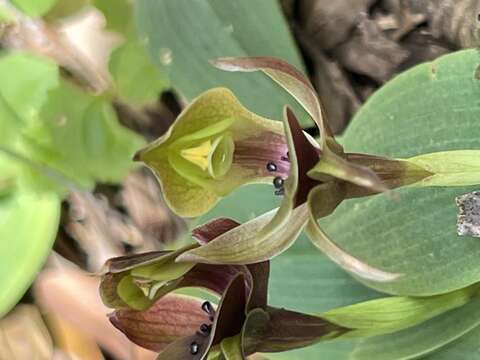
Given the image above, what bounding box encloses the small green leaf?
[11,0,57,17]
[0,188,60,317]
[109,41,169,104]
[322,284,479,338]
[0,52,59,144]
[19,79,144,194]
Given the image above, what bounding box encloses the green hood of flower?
[135,87,286,217]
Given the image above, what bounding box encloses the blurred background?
[0,0,479,359]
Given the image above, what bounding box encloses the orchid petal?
[109,294,210,353]
[404,150,480,187]
[308,150,390,195]
[177,205,308,265]
[306,183,402,282]
[343,153,431,197]
[242,307,346,354]
[212,57,334,150]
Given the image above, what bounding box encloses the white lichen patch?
[456,191,480,237]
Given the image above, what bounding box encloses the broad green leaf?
[424,324,480,359]
[19,80,145,194]
[135,0,313,127]
[320,49,480,296]
[109,41,170,105]
[0,187,60,317]
[352,292,480,360]
[11,0,57,17]
[0,52,59,145]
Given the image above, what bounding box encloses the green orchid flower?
[134,87,287,217]
[137,56,480,283]
[176,57,480,283]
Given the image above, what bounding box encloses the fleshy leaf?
[405,150,480,187]
[212,57,331,149]
[306,183,401,282]
[109,294,210,352]
[135,87,284,217]
[321,283,479,338]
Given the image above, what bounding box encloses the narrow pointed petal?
[102,244,197,274]
[212,57,334,150]
[177,205,308,265]
[242,308,347,354]
[308,150,390,195]
[109,294,210,352]
[343,153,431,197]
[211,274,248,345]
[284,107,321,206]
[404,150,480,187]
[306,184,402,282]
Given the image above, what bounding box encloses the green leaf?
[0,186,60,317]
[424,324,480,359]
[135,0,313,128]
[320,49,480,296]
[321,284,478,338]
[19,80,145,194]
[0,52,59,145]
[11,0,57,17]
[109,41,170,105]
[351,292,480,359]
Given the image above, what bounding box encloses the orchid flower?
[134,88,287,217]
[100,218,479,359]
[136,56,480,283]
[171,57,430,283]
[100,218,348,359]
